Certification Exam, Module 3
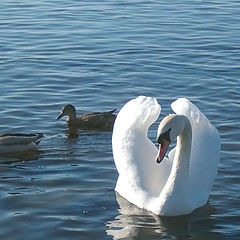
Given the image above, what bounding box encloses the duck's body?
[0,133,43,154]
[57,104,117,130]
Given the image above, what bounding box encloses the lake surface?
[0,0,239,239]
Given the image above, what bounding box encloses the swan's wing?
[113,96,161,182]
[171,98,221,207]
[113,96,161,132]
[0,133,43,145]
[112,96,172,210]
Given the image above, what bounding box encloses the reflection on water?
[106,193,223,240]
[65,126,79,139]
[0,149,43,165]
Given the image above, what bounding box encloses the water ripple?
[0,0,240,239]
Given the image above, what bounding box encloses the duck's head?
[56,104,77,120]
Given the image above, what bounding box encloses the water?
[0,0,239,239]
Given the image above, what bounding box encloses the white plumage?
[112,96,220,216]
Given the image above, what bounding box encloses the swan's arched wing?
[171,98,221,208]
[112,96,172,210]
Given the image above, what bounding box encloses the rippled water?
[0,0,239,239]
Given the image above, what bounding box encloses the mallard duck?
[56,104,117,130]
[0,133,43,154]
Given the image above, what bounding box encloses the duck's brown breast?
[67,113,116,130]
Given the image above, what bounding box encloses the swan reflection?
[106,193,222,240]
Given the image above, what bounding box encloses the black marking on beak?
[157,128,171,145]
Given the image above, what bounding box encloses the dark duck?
[56,104,117,130]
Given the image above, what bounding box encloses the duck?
[0,133,43,154]
[112,96,220,216]
[56,104,117,130]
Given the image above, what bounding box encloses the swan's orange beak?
[156,139,170,163]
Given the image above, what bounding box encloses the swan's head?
[156,114,188,163]
[56,104,77,120]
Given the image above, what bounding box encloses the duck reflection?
[65,126,79,139]
[64,126,111,140]
[0,149,43,164]
[106,193,222,240]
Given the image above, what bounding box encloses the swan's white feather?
[112,96,220,216]
[171,98,221,208]
[112,96,172,210]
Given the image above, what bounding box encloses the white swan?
[0,133,43,154]
[112,96,220,216]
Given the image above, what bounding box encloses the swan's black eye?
[157,128,171,144]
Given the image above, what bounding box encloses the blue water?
[0,0,239,239]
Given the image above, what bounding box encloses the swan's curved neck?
[174,118,192,181]
[158,117,192,214]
